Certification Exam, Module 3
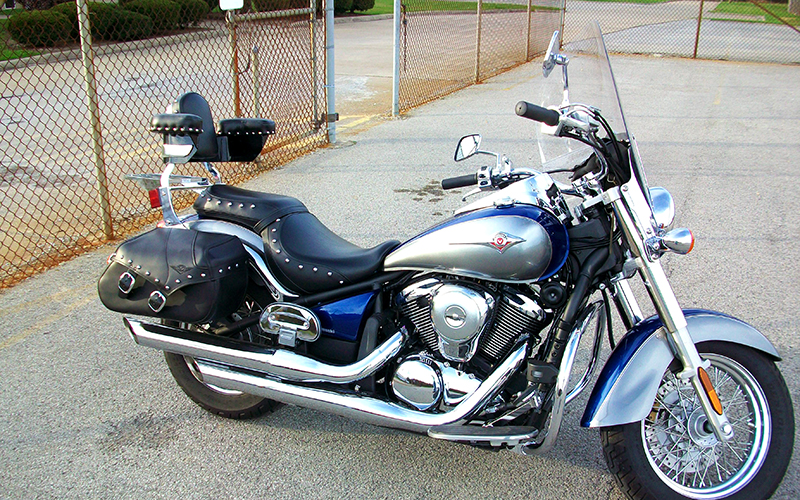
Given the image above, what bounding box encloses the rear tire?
[601,341,794,500]
[164,351,276,419]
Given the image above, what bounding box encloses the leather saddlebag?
[98,227,248,324]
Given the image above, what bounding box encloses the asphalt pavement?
[1,45,799,500]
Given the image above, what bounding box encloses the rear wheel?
[162,295,278,420]
[164,351,276,419]
[601,342,794,500]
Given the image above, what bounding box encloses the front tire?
[601,341,794,500]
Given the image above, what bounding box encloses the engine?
[391,277,548,411]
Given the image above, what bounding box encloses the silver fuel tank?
[383,205,568,283]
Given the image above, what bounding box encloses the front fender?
[581,309,780,428]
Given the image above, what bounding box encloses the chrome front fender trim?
[125,318,405,384]
[195,341,528,434]
[581,310,780,428]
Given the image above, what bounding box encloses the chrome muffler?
[123,317,405,384]
[195,342,527,433]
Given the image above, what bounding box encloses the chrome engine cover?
[391,354,482,411]
[430,284,494,362]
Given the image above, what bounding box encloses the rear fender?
[581,309,780,428]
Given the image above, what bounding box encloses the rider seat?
[263,212,400,295]
[195,184,400,296]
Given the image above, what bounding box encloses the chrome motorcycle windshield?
[536,23,647,193]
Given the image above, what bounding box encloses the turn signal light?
[661,228,694,255]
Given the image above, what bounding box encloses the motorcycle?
[98,24,794,500]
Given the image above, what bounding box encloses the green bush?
[350,0,373,11]
[173,0,209,26]
[333,0,351,14]
[50,1,78,40]
[123,0,180,32]
[251,0,310,12]
[90,2,128,39]
[102,9,153,40]
[7,10,71,47]
[50,2,133,41]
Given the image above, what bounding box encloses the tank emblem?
[489,232,524,253]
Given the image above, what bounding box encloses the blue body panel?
[312,291,376,342]
[580,309,780,428]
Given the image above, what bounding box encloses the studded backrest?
[175,92,218,161]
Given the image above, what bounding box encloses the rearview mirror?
[454,134,481,162]
[543,31,560,78]
[220,0,243,10]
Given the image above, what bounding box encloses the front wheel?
[601,341,794,500]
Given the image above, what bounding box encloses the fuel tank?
[384,205,568,283]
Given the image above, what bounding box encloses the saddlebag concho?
[98,227,248,324]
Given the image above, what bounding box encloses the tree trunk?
[789,0,800,17]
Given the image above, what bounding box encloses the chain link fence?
[397,0,563,111]
[564,0,799,64]
[0,0,327,288]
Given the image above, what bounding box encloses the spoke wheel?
[601,342,794,500]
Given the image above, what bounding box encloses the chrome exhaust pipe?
[123,317,405,384]
[195,342,528,433]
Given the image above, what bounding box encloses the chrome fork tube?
[609,187,733,441]
[611,278,643,328]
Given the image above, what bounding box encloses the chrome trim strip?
[194,341,528,433]
[125,318,404,384]
[565,301,606,404]
[186,219,298,298]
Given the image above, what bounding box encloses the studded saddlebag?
[98,227,248,324]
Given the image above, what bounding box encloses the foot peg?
[427,425,538,447]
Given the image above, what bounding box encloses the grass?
[710,2,800,26]
[363,0,558,16]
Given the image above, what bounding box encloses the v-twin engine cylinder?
[397,278,547,364]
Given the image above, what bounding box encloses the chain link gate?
[0,0,327,288]
[564,0,799,65]
[396,0,563,112]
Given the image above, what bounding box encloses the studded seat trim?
[193,184,308,234]
[264,212,400,295]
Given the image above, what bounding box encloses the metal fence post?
[693,0,706,59]
[525,0,532,60]
[559,0,565,47]
[475,0,483,83]
[310,0,318,127]
[326,0,336,143]
[392,0,401,116]
[252,46,261,117]
[76,0,113,240]
[227,11,242,117]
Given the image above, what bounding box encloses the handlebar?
[441,173,478,190]
[515,101,560,127]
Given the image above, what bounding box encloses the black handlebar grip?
[515,101,560,127]
[441,173,478,190]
